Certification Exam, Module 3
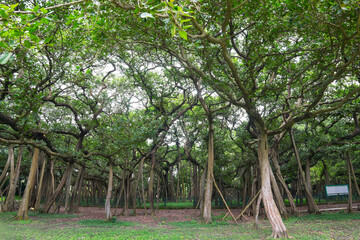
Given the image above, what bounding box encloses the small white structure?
[325,185,349,196]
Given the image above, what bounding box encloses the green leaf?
[10,3,19,10]
[0,9,8,18]
[171,25,176,37]
[40,8,48,14]
[179,30,187,40]
[0,52,13,65]
[33,5,40,13]
[140,12,154,18]
[180,18,191,23]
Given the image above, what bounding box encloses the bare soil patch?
[41,202,359,225]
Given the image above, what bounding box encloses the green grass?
[1,211,360,239]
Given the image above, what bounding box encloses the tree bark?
[203,118,214,223]
[16,147,40,220]
[258,132,288,238]
[289,129,319,214]
[105,162,113,220]
[199,167,206,217]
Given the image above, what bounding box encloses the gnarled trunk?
[258,133,288,238]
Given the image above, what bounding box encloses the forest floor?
[1,202,360,239]
[50,202,359,225]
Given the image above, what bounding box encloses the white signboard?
[325,185,349,196]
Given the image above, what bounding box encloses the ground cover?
[0,206,359,239]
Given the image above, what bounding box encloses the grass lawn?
[1,211,360,239]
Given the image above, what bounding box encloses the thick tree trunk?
[258,133,288,238]
[44,164,72,213]
[34,153,46,211]
[203,118,214,223]
[4,145,16,212]
[289,129,319,214]
[105,162,113,220]
[16,148,40,220]
[199,167,206,216]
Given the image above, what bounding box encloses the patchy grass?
[77,219,137,227]
[1,211,360,239]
